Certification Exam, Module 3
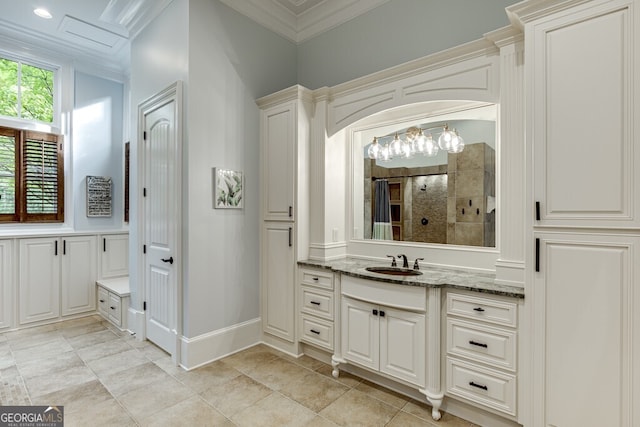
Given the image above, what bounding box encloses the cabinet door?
[61,235,96,316]
[19,238,60,324]
[261,102,295,221]
[531,0,640,227]
[342,297,379,371]
[100,234,128,278]
[0,240,12,330]
[533,232,639,427]
[262,222,295,342]
[380,307,425,387]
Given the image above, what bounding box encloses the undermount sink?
[365,266,423,276]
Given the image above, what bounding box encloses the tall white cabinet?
[258,85,311,352]
[516,0,640,425]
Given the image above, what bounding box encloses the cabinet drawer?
[97,287,109,316]
[447,292,517,328]
[447,318,516,371]
[108,293,122,327]
[300,315,334,351]
[299,268,334,290]
[342,276,426,312]
[446,356,516,416]
[300,287,334,320]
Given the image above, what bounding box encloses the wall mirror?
[350,101,497,248]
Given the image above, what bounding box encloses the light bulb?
[389,133,403,158]
[413,129,427,155]
[449,129,465,153]
[367,137,380,159]
[424,134,439,157]
[438,124,454,151]
[380,142,391,161]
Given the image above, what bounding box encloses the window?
[0,126,63,223]
[0,57,54,123]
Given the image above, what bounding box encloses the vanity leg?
[426,392,443,421]
[330,356,341,378]
[421,388,443,421]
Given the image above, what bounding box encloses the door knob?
[161,256,174,264]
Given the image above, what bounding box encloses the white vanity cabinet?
[19,236,97,325]
[99,233,128,278]
[516,0,640,425]
[444,291,517,417]
[258,86,312,353]
[339,276,427,388]
[0,240,12,330]
[298,267,335,351]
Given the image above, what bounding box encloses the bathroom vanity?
[258,1,640,426]
[297,259,523,424]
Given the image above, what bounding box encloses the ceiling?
[0,0,388,75]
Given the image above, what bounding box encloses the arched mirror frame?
[323,39,502,271]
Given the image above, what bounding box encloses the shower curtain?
[372,179,393,240]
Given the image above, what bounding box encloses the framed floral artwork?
[213,168,244,209]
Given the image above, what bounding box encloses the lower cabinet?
[97,277,130,330]
[0,240,12,330]
[444,291,518,417]
[19,236,97,326]
[342,296,426,387]
[262,222,295,342]
[62,236,97,316]
[100,234,129,278]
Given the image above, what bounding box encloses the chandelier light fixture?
[367,124,464,161]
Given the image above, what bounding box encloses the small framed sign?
[86,175,113,217]
[213,168,244,209]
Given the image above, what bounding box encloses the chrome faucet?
[397,254,409,268]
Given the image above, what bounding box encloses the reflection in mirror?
[352,103,496,248]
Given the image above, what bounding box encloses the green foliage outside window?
[0,58,53,123]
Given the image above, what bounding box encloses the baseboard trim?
[179,317,261,370]
[127,306,145,337]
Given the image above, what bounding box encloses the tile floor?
[0,315,479,426]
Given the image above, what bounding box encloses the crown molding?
[220,0,390,44]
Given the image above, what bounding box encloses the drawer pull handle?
[110,306,116,310]
[469,340,488,348]
[469,381,488,391]
[99,299,105,303]
[312,277,319,281]
[310,329,320,335]
[310,301,321,306]
[473,307,485,312]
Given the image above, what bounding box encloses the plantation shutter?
[0,128,18,220]
[22,131,63,221]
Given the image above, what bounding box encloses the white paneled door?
[141,82,182,357]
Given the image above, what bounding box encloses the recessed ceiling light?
[34,8,53,19]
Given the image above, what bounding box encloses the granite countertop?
[298,258,524,298]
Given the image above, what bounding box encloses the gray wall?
[73,72,125,231]
[297,0,520,89]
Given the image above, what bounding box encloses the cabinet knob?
[379,310,385,317]
[372,309,378,316]
[110,306,116,310]
[99,299,105,303]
